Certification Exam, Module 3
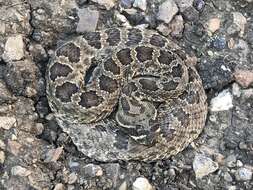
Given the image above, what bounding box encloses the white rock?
[0,116,16,130]
[132,177,153,190]
[53,183,65,190]
[157,0,179,24]
[119,181,127,190]
[235,168,252,181]
[0,140,5,150]
[91,0,116,9]
[210,89,233,111]
[0,151,5,164]
[232,83,241,97]
[193,155,219,178]
[3,35,25,61]
[133,0,147,11]
[11,165,31,177]
[76,8,99,33]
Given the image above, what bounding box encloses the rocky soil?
[0,0,253,189]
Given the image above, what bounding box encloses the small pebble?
[210,89,233,111]
[44,147,63,163]
[234,69,253,88]
[223,172,233,182]
[207,18,221,33]
[68,172,78,184]
[211,36,226,50]
[54,183,65,190]
[11,165,32,177]
[120,0,134,8]
[157,0,178,24]
[194,0,205,11]
[119,181,127,190]
[132,177,153,190]
[175,0,194,12]
[133,0,147,11]
[232,83,241,97]
[0,140,5,150]
[3,35,25,61]
[168,15,184,37]
[225,155,237,168]
[0,151,5,164]
[236,160,243,167]
[235,168,252,181]
[76,8,99,33]
[91,0,116,9]
[227,12,247,37]
[7,140,22,156]
[0,116,16,130]
[81,164,103,177]
[193,154,219,178]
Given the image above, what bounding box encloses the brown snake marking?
[46,27,207,161]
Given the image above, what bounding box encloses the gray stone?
[225,155,237,168]
[223,172,233,182]
[81,164,103,178]
[120,0,134,8]
[235,168,252,181]
[76,8,99,33]
[157,0,179,24]
[193,154,219,178]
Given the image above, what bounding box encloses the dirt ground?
[0,0,253,189]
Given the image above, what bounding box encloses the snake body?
[46,28,207,161]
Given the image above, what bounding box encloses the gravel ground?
[0,0,253,189]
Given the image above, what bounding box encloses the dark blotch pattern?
[126,28,143,46]
[50,62,72,81]
[163,80,179,91]
[120,97,130,112]
[116,48,133,65]
[99,75,118,93]
[188,67,198,82]
[55,82,78,102]
[150,34,166,47]
[105,28,121,46]
[158,50,176,65]
[79,91,103,108]
[83,31,101,49]
[56,43,80,63]
[135,46,154,62]
[104,58,120,75]
[171,64,183,78]
[139,78,159,91]
[122,82,138,95]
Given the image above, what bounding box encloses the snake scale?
[46,27,207,161]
